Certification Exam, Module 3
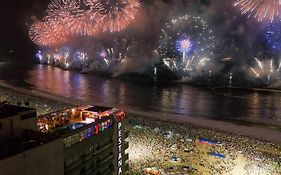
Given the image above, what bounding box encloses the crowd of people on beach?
[1,86,281,175]
[126,116,281,175]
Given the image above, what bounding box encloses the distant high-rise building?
[0,103,128,175]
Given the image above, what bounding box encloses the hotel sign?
[117,122,123,175]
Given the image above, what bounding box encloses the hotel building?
[0,103,128,175]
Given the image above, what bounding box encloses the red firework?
[99,0,140,33]
[234,0,281,22]
[29,0,140,46]
[30,21,70,47]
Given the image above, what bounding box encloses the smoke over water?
[30,0,281,87]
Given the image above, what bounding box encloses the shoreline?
[127,110,281,144]
[212,85,281,93]
[1,80,281,144]
[1,81,281,174]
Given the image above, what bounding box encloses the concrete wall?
[15,110,37,132]
[0,139,64,175]
[0,110,36,141]
[0,117,13,140]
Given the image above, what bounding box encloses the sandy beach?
[126,115,281,175]
[0,82,281,174]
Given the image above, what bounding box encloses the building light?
[117,122,123,175]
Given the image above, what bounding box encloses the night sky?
[0,0,48,60]
[0,0,275,66]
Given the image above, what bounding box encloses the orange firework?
[29,0,140,46]
[30,21,70,47]
[45,0,101,36]
[29,0,102,46]
[234,0,281,22]
[99,0,140,33]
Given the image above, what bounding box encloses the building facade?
[0,103,128,175]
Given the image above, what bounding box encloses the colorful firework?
[29,21,71,47]
[63,0,104,36]
[45,0,80,20]
[35,50,44,63]
[99,0,140,33]
[234,0,281,22]
[249,58,281,85]
[266,19,281,51]
[158,15,216,72]
[71,50,89,68]
[49,0,104,34]
[177,38,193,53]
[35,43,128,73]
[29,0,140,46]
[29,0,104,46]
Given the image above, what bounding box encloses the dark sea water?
[1,63,281,126]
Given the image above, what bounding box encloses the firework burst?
[45,0,79,20]
[45,0,104,36]
[29,0,105,46]
[158,15,216,72]
[29,22,71,47]
[234,0,281,22]
[99,0,140,33]
[29,0,140,46]
[249,58,281,85]
[266,19,281,52]
[177,38,192,53]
